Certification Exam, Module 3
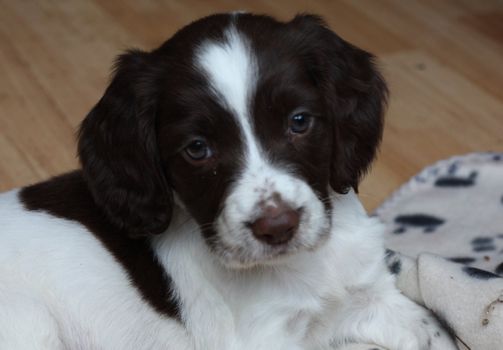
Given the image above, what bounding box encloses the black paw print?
[393,214,445,234]
[434,171,477,188]
[471,237,496,253]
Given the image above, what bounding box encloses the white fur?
[0,188,456,349]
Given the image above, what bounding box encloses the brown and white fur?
[0,13,457,350]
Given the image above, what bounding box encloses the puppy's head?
[78,13,387,268]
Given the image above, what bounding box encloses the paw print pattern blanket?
[341,153,503,350]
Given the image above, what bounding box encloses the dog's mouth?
[212,230,331,269]
[209,208,332,269]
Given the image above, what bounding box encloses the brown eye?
[289,113,313,134]
[184,139,213,161]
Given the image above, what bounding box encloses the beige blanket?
[342,153,503,350]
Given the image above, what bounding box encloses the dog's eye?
[184,139,212,161]
[289,113,312,134]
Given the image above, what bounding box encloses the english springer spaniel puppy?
[0,13,456,350]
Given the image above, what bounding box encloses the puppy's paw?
[367,297,458,350]
[335,290,458,350]
[418,313,458,350]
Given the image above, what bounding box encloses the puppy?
[0,13,457,350]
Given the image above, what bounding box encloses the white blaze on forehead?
[196,26,262,163]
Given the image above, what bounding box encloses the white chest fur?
[152,190,387,350]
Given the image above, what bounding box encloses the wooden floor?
[0,0,502,211]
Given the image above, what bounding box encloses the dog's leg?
[325,191,458,350]
[329,273,458,350]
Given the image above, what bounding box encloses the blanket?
[341,153,503,350]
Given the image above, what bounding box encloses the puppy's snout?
[250,203,300,245]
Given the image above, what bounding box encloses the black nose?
[250,203,300,245]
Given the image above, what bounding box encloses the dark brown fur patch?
[20,171,180,319]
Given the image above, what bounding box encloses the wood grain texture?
[0,0,502,211]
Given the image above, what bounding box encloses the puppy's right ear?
[290,15,388,194]
[78,50,173,237]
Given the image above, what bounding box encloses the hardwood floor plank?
[360,50,503,209]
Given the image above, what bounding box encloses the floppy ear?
[78,50,172,237]
[291,15,388,193]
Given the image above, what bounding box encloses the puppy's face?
[78,14,387,268]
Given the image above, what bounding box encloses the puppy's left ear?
[291,15,388,193]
